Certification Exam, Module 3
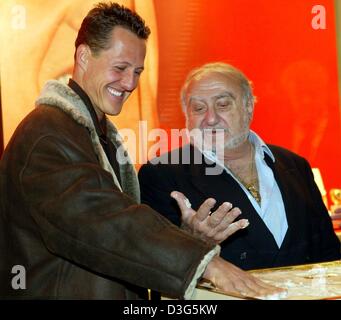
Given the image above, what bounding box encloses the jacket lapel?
[35,80,142,203]
[265,152,308,251]
[187,148,279,253]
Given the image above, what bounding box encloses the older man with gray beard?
[139,62,340,276]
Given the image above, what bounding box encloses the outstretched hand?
[170,191,249,244]
[203,256,287,299]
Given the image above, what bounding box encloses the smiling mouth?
[107,86,124,97]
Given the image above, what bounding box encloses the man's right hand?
[171,191,249,244]
[203,256,287,299]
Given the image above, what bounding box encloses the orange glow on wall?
[154,0,341,193]
[0,0,340,194]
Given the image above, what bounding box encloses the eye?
[216,100,232,110]
[191,104,206,114]
[134,69,143,76]
[114,66,126,72]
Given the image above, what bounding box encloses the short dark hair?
[75,2,151,57]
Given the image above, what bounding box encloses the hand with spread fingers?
[170,191,249,244]
[204,256,287,299]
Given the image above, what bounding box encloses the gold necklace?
[245,145,261,205]
[225,144,262,205]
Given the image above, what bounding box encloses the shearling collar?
[35,80,140,203]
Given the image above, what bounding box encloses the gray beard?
[216,130,249,151]
[186,117,250,154]
[192,129,250,153]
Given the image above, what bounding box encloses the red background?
[154,0,341,195]
[0,0,339,198]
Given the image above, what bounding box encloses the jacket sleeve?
[299,157,341,262]
[139,163,182,226]
[20,134,215,298]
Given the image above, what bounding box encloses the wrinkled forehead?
[186,71,243,101]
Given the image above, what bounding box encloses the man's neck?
[71,75,104,121]
[68,78,106,136]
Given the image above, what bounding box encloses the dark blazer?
[139,144,340,270]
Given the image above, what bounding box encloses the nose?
[204,108,219,126]
[121,70,138,92]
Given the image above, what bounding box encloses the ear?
[75,44,90,71]
[246,99,255,123]
[246,99,254,120]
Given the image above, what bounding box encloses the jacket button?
[240,252,247,260]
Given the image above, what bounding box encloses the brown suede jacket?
[0,81,215,299]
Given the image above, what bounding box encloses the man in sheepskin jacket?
[0,2,284,300]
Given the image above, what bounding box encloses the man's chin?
[223,133,249,150]
[103,98,124,115]
[189,136,227,154]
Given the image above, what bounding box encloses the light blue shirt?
[202,131,288,248]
